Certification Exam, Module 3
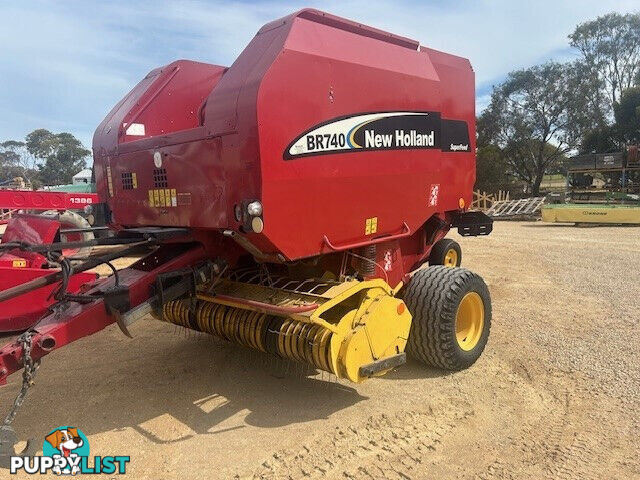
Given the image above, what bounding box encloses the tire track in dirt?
[471,384,602,480]
[241,400,474,479]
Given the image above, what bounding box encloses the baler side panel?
[118,61,226,142]
[255,16,472,260]
[93,67,162,155]
[106,137,229,228]
[93,61,228,229]
[422,47,476,209]
[98,26,288,231]
[94,70,160,203]
[93,8,477,263]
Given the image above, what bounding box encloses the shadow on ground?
[0,323,367,446]
[382,357,454,381]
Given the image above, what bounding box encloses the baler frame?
[0,7,495,468]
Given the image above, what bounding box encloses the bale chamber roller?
[0,9,494,399]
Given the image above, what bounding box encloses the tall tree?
[474,144,513,193]
[569,12,640,110]
[25,129,59,159]
[565,60,609,136]
[580,125,620,153]
[0,143,22,181]
[25,129,90,185]
[0,140,41,187]
[480,62,582,195]
[580,87,640,152]
[613,86,640,144]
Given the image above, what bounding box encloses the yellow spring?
[162,299,191,328]
[162,299,334,374]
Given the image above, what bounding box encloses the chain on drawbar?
[0,330,41,468]
[3,331,40,427]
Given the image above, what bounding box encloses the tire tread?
[404,266,491,370]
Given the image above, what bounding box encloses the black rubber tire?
[429,238,462,267]
[404,266,491,370]
[42,210,94,260]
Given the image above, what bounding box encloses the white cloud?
[0,0,638,145]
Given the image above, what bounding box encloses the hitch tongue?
[0,425,38,469]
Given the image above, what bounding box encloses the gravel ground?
[1,221,639,479]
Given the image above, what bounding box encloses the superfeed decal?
[284,112,470,159]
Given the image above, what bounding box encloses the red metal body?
[0,9,479,384]
[93,8,475,284]
[0,245,205,384]
[0,189,98,211]
[0,214,98,332]
[0,267,96,333]
[0,214,59,268]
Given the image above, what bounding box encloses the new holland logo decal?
[284,111,443,159]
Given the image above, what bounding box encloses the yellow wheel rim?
[455,292,484,351]
[444,248,458,267]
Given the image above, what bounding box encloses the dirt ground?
[1,221,639,479]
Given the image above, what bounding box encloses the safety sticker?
[106,166,114,197]
[429,184,440,207]
[365,217,378,235]
[177,192,191,206]
[383,250,393,271]
[125,123,146,136]
[147,189,178,208]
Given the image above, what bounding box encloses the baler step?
[451,211,493,236]
[359,353,407,378]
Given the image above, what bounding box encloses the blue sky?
[1,0,638,148]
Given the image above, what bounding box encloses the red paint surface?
[0,268,97,333]
[0,9,479,383]
[0,214,60,268]
[93,8,475,264]
[0,190,97,210]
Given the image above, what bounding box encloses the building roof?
[73,168,92,179]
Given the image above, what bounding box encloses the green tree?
[0,140,42,187]
[480,62,581,195]
[580,125,620,153]
[565,60,609,136]
[613,87,640,144]
[569,12,640,110]
[580,87,640,152]
[475,144,512,192]
[25,129,59,159]
[25,129,90,185]
[0,143,21,181]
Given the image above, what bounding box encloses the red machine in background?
[0,190,100,332]
[0,189,97,222]
[0,9,492,465]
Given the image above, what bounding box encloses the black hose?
[0,240,154,303]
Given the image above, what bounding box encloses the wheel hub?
[455,292,484,350]
[444,248,458,267]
